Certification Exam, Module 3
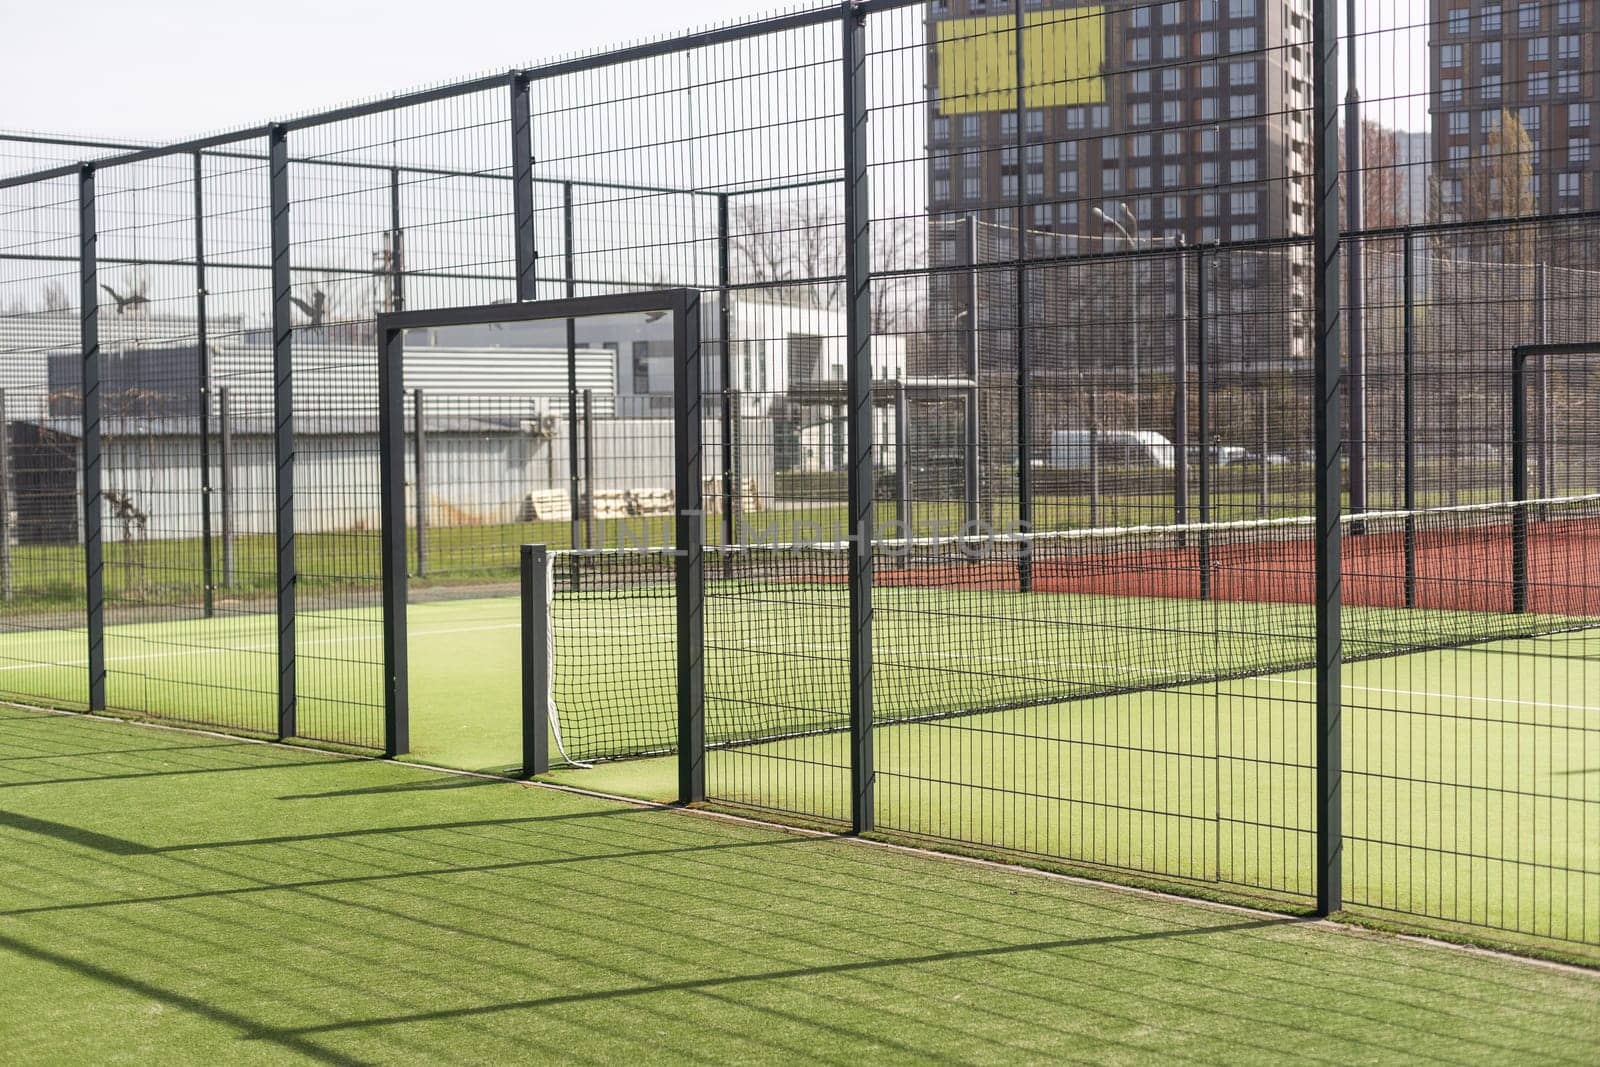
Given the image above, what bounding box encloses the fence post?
[1196,249,1211,599]
[1311,0,1345,917]
[1011,4,1033,591]
[219,385,234,589]
[269,124,297,741]
[78,164,106,712]
[964,214,981,530]
[388,166,405,313]
[1511,348,1529,615]
[842,2,875,834]
[520,543,551,776]
[717,193,738,557]
[895,379,911,535]
[194,152,215,620]
[672,291,705,805]
[582,388,595,551]
[563,182,581,573]
[1174,251,1189,526]
[413,387,428,577]
[0,389,9,602]
[509,72,536,302]
[1535,262,1549,510]
[1259,386,1269,517]
[379,326,410,757]
[1403,232,1416,607]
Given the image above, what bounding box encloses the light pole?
[1094,203,1140,441]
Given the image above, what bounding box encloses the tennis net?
[534,494,1600,764]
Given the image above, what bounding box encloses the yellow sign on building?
[935,9,1107,114]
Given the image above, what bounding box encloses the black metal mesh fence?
[1,0,1598,956]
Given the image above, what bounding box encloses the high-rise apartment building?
[1430,0,1598,219]
[926,0,1315,248]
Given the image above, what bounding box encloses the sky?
[2,0,1433,145]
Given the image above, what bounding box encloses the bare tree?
[1430,109,1537,260]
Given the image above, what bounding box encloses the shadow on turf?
[258,916,1297,1040]
[278,775,508,800]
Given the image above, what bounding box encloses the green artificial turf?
[1,705,1597,1063]
[2,585,1597,953]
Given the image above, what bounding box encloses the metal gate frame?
[375,289,704,789]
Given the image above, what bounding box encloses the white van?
[1047,429,1177,470]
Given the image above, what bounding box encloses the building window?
[1556,71,1580,95]
[1229,126,1258,150]
[1529,72,1550,97]
[1001,112,1019,137]
[1001,174,1018,197]
[1161,35,1182,60]
[1518,3,1539,29]
[1480,4,1501,31]
[1026,173,1044,196]
[1163,196,1182,219]
[1162,101,1182,124]
[1058,139,1078,162]
[1135,199,1154,222]
[1131,70,1153,93]
[1558,173,1581,199]
[1201,193,1220,217]
[1440,44,1462,68]
[1441,79,1463,104]
[1448,112,1470,136]
[1528,38,1550,63]
[1025,143,1044,166]
[1129,38,1152,63]
[1447,8,1468,34]
[1130,133,1153,156]
[1133,166,1153,190]
[933,178,951,202]
[1103,166,1121,192]
[1026,109,1045,135]
[1448,144,1470,167]
[1091,106,1111,129]
[1229,94,1258,118]
[1199,31,1219,56]
[1200,225,1221,243]
[1230,159,1259,182]
[1231,224,1259,241]
[1199,0,1219,18]
[1479,42,1501,67]
[1230,191,1259,215]
[1557,36,1580,62]
[1162,2,1181,24]
[932,117,950,142]
[1063,203,1080,225]
[1161,68,1183,92]
[1162,164,1182,187]
[1132,102,1153,126]
[1200,161,1220,185]
[933,152,950,173]
[962,115,979,139]
[1520,105,1542,131]
[1031,203,1054,226]
[1571,104,1592,128]
[1131,5,1151,27]
[1067,108,1086,131]
[1199,97,1219,122]
[1163,132,1183,154]
[1227,27,1257,53]
[1231,61,1257,86]
[1001,145,1018,166]
[1199,64,1219,88]
[1441,180,1463,205]
[1479,109,1501,134]
[1200,128,1220,152]
[963,177,980,200]
[1058,170,1079,194]
[1480,74,1502,102]
[1228,0,1256,16]
[1571,139,1592,166]
[1556,0,1578,25]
